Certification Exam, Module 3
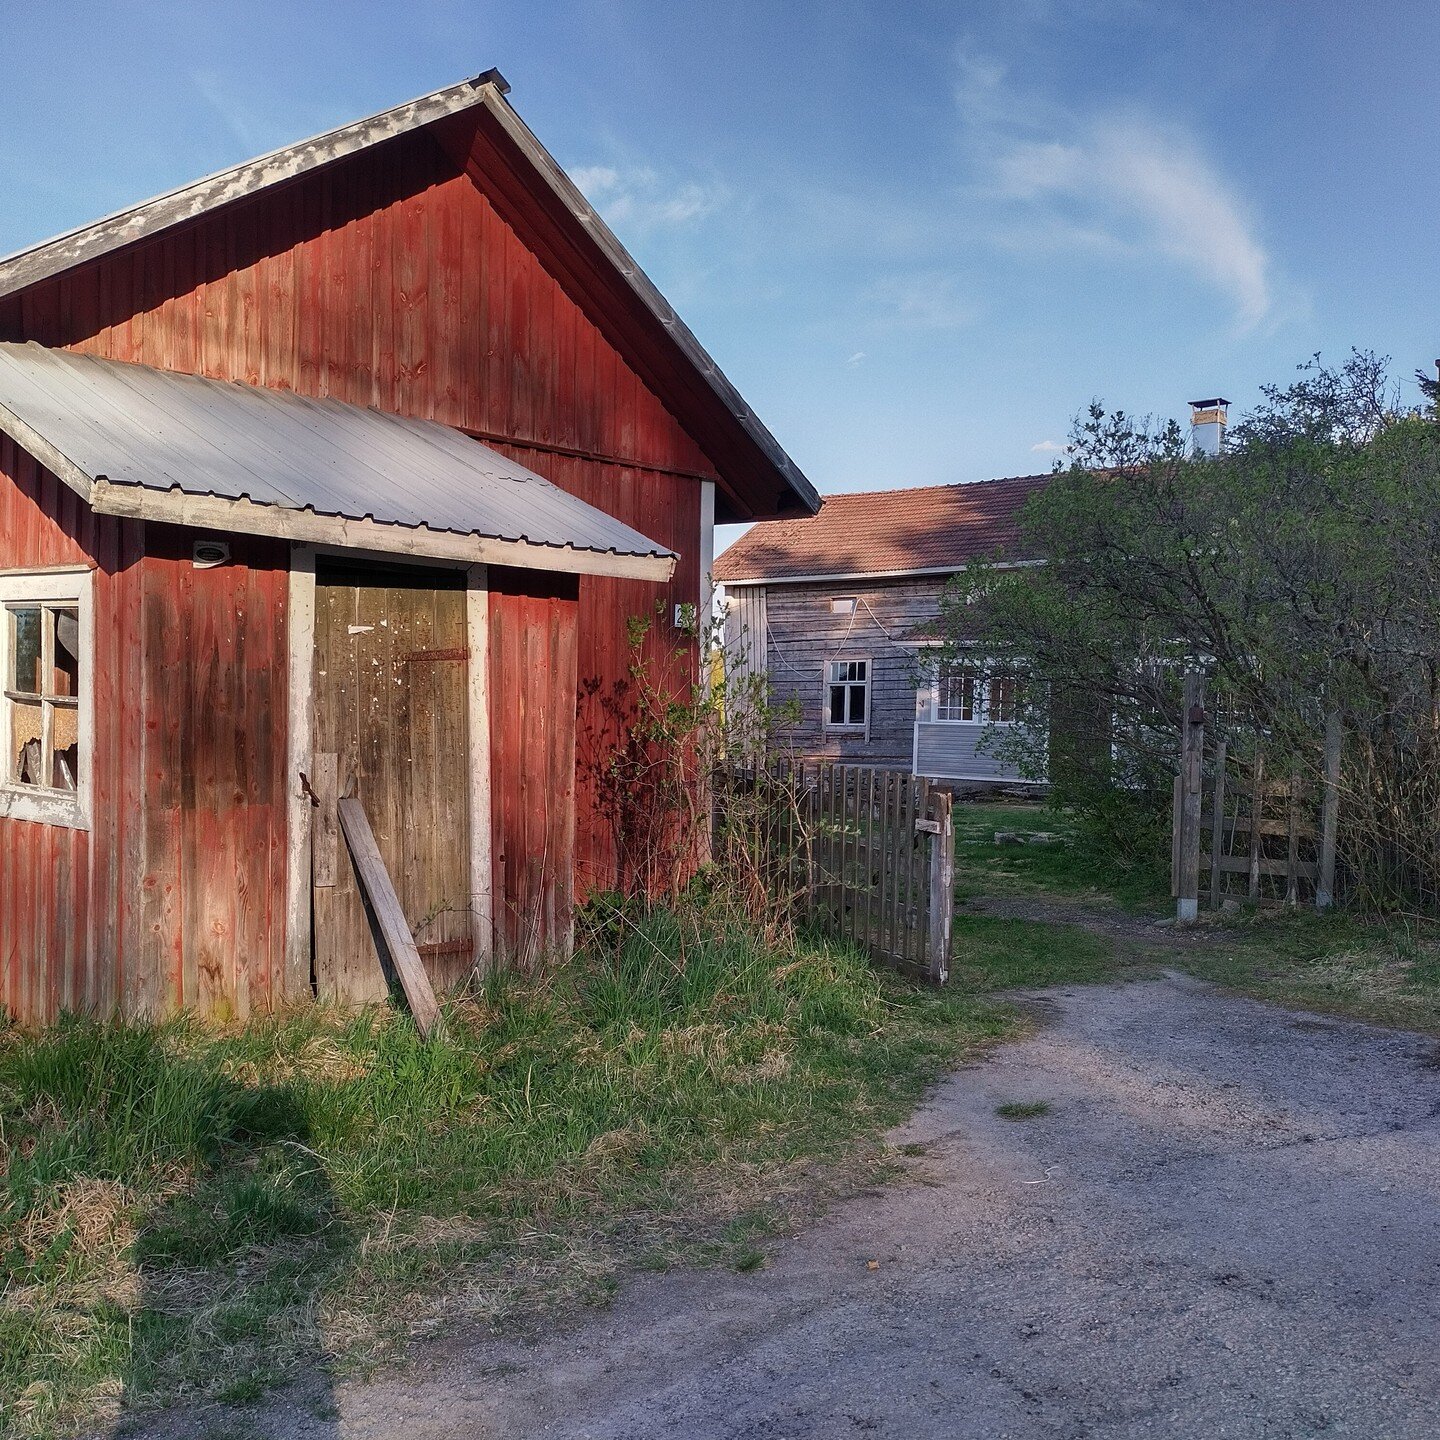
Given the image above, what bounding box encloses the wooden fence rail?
[1171,675,1340,916]
[718,761,954,984]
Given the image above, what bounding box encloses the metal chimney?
[1189,397,1230,457]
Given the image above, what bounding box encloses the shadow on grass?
[0,1016,344,1438]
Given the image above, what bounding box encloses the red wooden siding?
[0,436,289,1025]
[0,125,708,911]
[0,436,139,1025]
[136,528,289,1021]
[487,567,580,960]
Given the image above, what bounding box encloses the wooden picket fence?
[717,761,955,984]
[1172,675,1340,916]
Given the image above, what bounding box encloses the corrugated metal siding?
[0,343,671,564]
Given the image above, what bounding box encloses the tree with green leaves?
[938,351,1440,908]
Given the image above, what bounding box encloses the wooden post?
[926,789,954,984]
[1176,673,1205,924]
[1247,752,1265,900]
[337,797,441,1037]
[1209,740,1227,910]
[1285,760,1302,908]
[1317,710,1342,910]
[1171,775,1183,898]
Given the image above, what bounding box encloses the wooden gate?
[1172,675,1341,916]
[726,762,955,984]
[311,561,474,1003]
[809,765,954,984]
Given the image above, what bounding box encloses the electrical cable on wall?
[761,593,930,676]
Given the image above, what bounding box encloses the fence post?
[926,789,954,984]
[1316,710,1341,910]
[1247,751,1265,900]
[1209,739,1227,910]
[1285,760,1302,908]
[1176,672,1205,923]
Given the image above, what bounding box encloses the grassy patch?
[0,903,1016,1438]
[953,802,1169,913]
[949,914,1121,992]
[1181,910,1440,1033]
[995,1101,1051,1120]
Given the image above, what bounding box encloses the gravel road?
[164,972,1440,1439]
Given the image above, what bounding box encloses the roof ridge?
[810,471,1057,505]
[0,75,500,289]
[0,73,820,522]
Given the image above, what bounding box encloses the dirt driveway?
[198,972,1440,1439]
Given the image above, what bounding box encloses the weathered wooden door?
[312,562,473,1004]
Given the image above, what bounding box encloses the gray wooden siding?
[723,574,1037,782]
[723,584,768,695]
[737,577,936,768]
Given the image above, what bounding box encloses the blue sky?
[2,1,1437,550]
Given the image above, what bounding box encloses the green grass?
[953,800,1440,1035]
[995,1101,1051,1120]
[1180,910,1440,1034]
[949,914,1121,992]
[952,802,1169,913]
[0,902,1021,1439]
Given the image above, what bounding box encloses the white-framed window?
[0,568,94,830]
[931,659,1020,725]
[936,662,979,721]
[825,657,869,730]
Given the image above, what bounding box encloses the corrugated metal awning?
[0,343,675,581]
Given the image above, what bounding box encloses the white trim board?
[282,545,318,999]
[0,567,96,831]
[465,566,495,971]
[89,482,676,583]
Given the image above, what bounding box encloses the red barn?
[0,71,818,1025]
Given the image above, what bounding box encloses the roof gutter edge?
[716,558,1044,587]
[89,479,676,582]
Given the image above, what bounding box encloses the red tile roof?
[712,472,1053,583]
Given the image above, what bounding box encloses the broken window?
[2,572,90,826]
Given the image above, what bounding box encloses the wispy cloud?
[955,47,1275,331]
[845,351,867,368]
[1030,439,1068,454]
[190,70,274,155]
[866,271,975,331]
[572,163,728,234]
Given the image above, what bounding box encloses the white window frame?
[0,567,95,831]
[926,656,1022,727]
[824,656,871,735]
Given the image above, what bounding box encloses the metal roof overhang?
[0,344,676,581]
